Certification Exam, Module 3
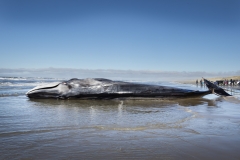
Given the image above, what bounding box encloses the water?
[1,77,240,160]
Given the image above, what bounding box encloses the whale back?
[62,78,194,97]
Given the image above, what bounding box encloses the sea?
[1,77,240,160]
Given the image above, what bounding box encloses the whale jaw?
[26,82,67,99]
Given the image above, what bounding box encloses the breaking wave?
[0,77,63,97]
[0,77,63,87]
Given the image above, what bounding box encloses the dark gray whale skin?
[26,78,227,99]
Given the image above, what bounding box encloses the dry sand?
[178,76,240,85]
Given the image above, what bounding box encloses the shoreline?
[177,75,240,85]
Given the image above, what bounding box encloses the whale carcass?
[26,78,231,99]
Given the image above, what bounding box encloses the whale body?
[26,78,230,99]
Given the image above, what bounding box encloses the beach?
[1,0,240,159]
[1,77,240,159]
[179,76,240,85]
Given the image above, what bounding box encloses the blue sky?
[1,0,240,74]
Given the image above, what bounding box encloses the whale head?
[26,78,103,99]
[26,82,72,99]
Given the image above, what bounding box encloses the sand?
[178,76,240,85]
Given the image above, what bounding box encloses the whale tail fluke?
[203,78,231,96]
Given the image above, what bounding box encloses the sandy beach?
[1,96,240,160]
[178,76,240,85]
[1,77,240,160]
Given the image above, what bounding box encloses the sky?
[0,0,240,79]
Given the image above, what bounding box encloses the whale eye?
[63,82,72,89]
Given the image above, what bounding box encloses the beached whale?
[26,78,231,99]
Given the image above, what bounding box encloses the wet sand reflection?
[1,97,240,159]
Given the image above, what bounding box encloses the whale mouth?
[26,82,61,98]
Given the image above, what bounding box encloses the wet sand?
[1,95,240,160]
[1,77,240,160]
[179,76,240,85]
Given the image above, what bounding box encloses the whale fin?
[203,78,231,96]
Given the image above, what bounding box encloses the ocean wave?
[0,93,25,97]
[0,77,28,81]
[0,82,12,86]
[0,82,59,87]
[0,76,63,87]
[0,76,63,81]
